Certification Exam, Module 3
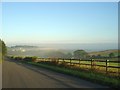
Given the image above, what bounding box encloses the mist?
[7,43,118,57]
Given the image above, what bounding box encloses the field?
[36,58,119,77]
[35,49,119,76]
[9,55,120,77]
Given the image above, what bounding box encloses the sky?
[1,2,118,48]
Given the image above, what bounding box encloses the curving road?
[2,58,109,88]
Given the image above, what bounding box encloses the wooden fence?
[36,58,120,76]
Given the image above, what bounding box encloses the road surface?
[2,58,109,88]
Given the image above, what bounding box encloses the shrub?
[23,56,37,62]
[32,56,37,62]
[58,61,69,68]
[14,56,23,60]
[23,57,32,62]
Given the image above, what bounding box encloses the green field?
[36,58,119,76]
[47,58,119,66]
[37,58,119,66]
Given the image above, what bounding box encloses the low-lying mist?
[7,43,118,57]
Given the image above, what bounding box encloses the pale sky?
[2,2,118,46]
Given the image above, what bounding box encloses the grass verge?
[0,53,2,64]
[24,61,119,89]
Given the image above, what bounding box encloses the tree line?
[72,50,116,59]
[43,49,116,59]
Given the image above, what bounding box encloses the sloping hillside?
[89,49,119,57]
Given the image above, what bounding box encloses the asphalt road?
[2,58,109,88]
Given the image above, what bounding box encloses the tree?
[73,50,88,59]
[91,55,96,59]
[97,54,102,58]
[0,39,7,56]
[109,53,115,58]
[65,53,72,59]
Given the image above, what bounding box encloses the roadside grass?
[25,61,119,89]
[0,53,2,63]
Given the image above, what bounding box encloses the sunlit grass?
[35,58,119,76]
[57,59,119,74]
[9,56,120,76]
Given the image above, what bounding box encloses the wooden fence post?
[58,58,59,64]
[106,59,109,74]
[50,58,52,62]
[91,59,93,70]
[63,58,64,62]
[79,59,80,67]
[70,59,71,66]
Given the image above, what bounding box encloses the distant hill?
[89,49,119,57]
[10,45,38,48]
[7,45,119,58]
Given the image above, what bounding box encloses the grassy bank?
[0,53,2,63]
[24,61,119,89]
